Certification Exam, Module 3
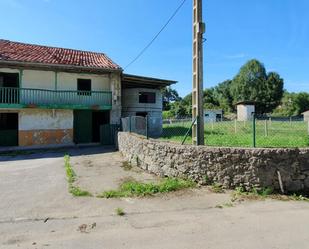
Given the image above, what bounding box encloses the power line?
[124,0,187,70]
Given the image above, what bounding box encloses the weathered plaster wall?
[122,88,163,136]
[22,70,55,89]
[57,72,110,91]
[19,129,73,146]
[19,109,73,130]
[0,68,20,74]
[19,109,73,146]
[118,132,309,193]
[0,67,112,91]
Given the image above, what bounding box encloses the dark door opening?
[74,110,110,144]
[0,113,18,146]
[136,112,148,117]
[92,111,110,143]
[0,73,19,104]
[73,110,92,144]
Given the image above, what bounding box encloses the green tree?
[263,72,284,111]
[213,80,233,112]
[273,91,309,116]
[231,59,283,113]
[161,87,181,111]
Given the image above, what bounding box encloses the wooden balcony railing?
[0,87,112,109]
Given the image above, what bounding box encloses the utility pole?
[192,0,205,145]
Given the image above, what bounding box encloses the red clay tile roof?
[0,39,122,71]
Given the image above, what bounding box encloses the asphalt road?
[1,147,309,249]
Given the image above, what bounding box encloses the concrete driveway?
[0,147,309,249]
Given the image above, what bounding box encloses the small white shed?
[204,109,223,122]
[302,110,309,122]
[236,101,256,121]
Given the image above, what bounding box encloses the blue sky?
[0,0,308,97]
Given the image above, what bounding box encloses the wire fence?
[121,115,309,148]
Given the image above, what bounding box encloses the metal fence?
[121,116,148,137]
[122,115,309,148]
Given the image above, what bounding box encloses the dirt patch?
[70,149,160,195]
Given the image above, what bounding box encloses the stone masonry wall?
[118,132,309,193]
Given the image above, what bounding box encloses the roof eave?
[122,73,177,87]
[0,60,123,74]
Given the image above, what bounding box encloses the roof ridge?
[0,39,108,56]
[0,39,122,70]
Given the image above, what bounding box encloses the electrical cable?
[124,0,187,69]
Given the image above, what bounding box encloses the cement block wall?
[118,132,309,193]
[122,88,163,136]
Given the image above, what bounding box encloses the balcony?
[0,87,112,110]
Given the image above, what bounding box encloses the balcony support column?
[54,72,58,90]
[19,69,23,88]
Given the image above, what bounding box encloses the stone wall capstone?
[118,132,309,193]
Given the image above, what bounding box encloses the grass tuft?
[98,178,195,198]
[121,161,133,171]
[232,186,309,202]
[69,185,92,197]
[115,208,125,216]
[64,155,75,183]
[64,155,92,197]
[211,183,224,193]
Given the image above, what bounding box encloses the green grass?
[211,183,224,193]
[98,178,196,198]
[69,185,92,197]
[232,186,309,202]
[64,155,92,197]
[161,120,309,147]
[64,155,75,184]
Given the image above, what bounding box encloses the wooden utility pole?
[192,0,205,145]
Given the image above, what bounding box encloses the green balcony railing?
[0,87,112,109]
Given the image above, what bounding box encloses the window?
[139,92,156,103]
[0,73,19,88]
[77,79,91,95]
[136,112,148,117]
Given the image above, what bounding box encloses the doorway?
[92,111,110,142]
[73,110,110,144]
[0,113,18,146]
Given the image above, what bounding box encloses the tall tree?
[263,72,284,112]
[213,80,233,112]
[161,87,181,111]
[231,59,283,113]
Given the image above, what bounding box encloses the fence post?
[264,119,268,137]
[234,119,237,134]
[252,113,256,147]
[146,115,149,139]
[129,116,132,133]
[290,116,292,126]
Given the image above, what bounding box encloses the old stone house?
[0,39,175,147]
